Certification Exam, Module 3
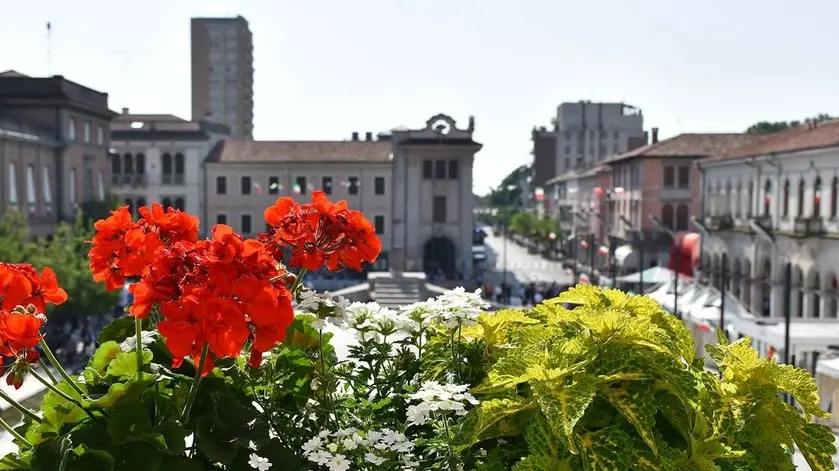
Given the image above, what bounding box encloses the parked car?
[472,245,488,271]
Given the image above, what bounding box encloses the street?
[481,231,574,287]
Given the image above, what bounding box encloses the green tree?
[0,210,35,263]
[28,213,119,319]
[509,212,536,236]
[746,113,833,134]
[488,164,531,208]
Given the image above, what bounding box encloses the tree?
[487,164,531,208]
[746,113,833,134]
[461,285,835,470]
[0,210,36,263]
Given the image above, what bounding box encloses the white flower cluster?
[296,289,351,330]
[402,287,489,329]
[406,381,479,426]
[302,428,419,471]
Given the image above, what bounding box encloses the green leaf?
[532,374,600,453]
[577,426,635,471]
[460,396,537,444]
[194,414,237,465]
[599,381,658,453]
[97,317,137,345]
[110,442,161,471]
[106,350,152,380]
[89,374,154,409]
[84,342,123,385]
[155,420,189,456]
[63,445,115,471]
[160,456,204,471]
[106,404,153,445]
[0,451,32,470]
[792,420,836,471]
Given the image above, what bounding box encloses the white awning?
[729,316,839,357]
[613,245,639,270]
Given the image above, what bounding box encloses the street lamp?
[650,214,681,319]
[620,215,644,294]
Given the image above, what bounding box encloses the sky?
[2,0,839,195]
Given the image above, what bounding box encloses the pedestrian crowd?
[480,281,565,307]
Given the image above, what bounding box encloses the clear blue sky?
[3,0,838,195]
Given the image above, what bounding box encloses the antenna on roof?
[46,22,53,76]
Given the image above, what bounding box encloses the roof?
[0,70,28,78]
[604,133,765,165]
[700,119,839,163]
[111,114,204,133]
[544,165,610,186]
[207,140,393,163]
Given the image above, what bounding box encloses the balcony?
[162,173,185,185]
[792,216,825,237]
[131,174,147,187]
[705,214,734,231]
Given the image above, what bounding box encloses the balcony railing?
[793,216,825,237]
[162,173,185,185]
[705,214,734,231]
[132,174,147,187]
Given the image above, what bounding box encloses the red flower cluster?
[89,203,294,372]
[0,263,67,387]
[264,190,381,271]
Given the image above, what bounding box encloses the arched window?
[715,182,723,215]
[763,179,771,217]
[797,178,805,217]
[661,204,674,230]
[174,197,185,211]
[174,153,185,175]
[136,197,147,210]
[123,154,134,175]
[782,179,790,217]
[162,197,173,209]
[110,153,121,175]
[814,176,822,217]
[162,153,173,176]
[831,177,838,219]
[733,182,741,217]
[136,153,146,175]
[676,204,689,231]
[747,181,754,217]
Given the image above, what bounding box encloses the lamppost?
[650,214,681,319]
[620,215,644,294]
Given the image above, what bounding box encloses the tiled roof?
[700,119,839,163]
[603,133,765,164]
[207,140,393,163]
[544,165,609,185]
[111,114,203,132]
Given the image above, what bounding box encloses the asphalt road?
[481,232,574,287]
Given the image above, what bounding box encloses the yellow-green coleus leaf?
[790,417,836,471]
[478,309,540,345]
[532,374,600,453]
[577,426,635,471]
[458,395,537,444]
[599,381,658,453]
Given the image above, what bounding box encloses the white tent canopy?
[616,266,678,284]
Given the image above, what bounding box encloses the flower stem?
[38,339,85,398]
[450,329,461,383]
[0,414,31,448]
[29,370,89,415]
[441,413,458,471]
[134,316,144,376]
[0,388,42,424]
[36,358,58,385]
[181,344,210,422]
[290,268,308,294]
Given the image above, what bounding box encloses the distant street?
[481,231,574,287]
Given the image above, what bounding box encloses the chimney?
[365,132,373,141]
[651,127,659,144]
[122,107,130,115]
[351,132,359,141]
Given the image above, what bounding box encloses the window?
[831,177,838,219]
[124,154,134,174]
[763,179,771,217]
[241,176,252,194]
[174,197,185,211]
[111,153,121,175]
[747,181,754,217]
[433,196,447,223]
[137,198,147,212]
[241,214,252,234]
[448,161,459,180]
[7,163,17,208]
[434,160,446,179]
[661,204,674,230]
[98,172,105,200]
[268,176,280,195]
[67,118,76,140]
[26,165,36,214]
[676,204,689,231]
[125,198,134,216]
[42,167,52,213]
[374,215,385,234]
[83,121,91,143]
[97,125,104,145]
[69,168,77,206]
[348,176,359,195]
[422,160,433,179]
[216,176,227,194]
[174,153,185,176]
[162,153,172,176]
[663,166,675,188]
[782,179,790,217]
[295,176,307,195]
[162,197,173,208]
[136,153,146,175]
[374,176,385,195]
[216,214,228,225]
[797,178,805,217]
[322,176,333,195]
[677,166,690,188]
[814,176,822,217]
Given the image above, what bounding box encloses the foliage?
[0,211,35,264]
[460,285,836,471]
[487,165,531,208]
[746,113,833,134]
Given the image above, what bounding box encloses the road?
[481,231,574,287]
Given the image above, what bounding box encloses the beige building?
[190,16,254,139]
[205,114,482,277]
[110,110,230,229]
[0,71,116,237]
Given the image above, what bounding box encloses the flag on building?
[598,245,609,256]
[253,181,263,195]
[293,183,302,195]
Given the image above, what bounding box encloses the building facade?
[191,16,254,139]
[0,72,116,236]
[699,120,839,322]
[110,111,230,227]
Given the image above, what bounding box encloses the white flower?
[407,381,480,426]
[302,436,324,455]
[341,437,358,451]
[311,318,326,330]
[410,288,489,330]
[248,453,272,471]
[365,452,387,465]
[308,450,333,465]
[326,453,351,471]
[296,289,350,327]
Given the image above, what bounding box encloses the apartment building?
[205,114,481,278]
[191,16,254,139]
[110,110,230,226]
[0,71,116,236]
